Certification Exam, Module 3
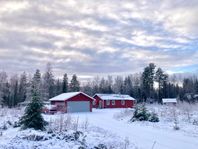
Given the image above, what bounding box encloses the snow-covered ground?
[1,104,198,149]
[67,107,198,149]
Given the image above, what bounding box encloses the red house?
[49,92,95,113]
[93,94,135,109]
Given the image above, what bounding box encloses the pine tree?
[19,89,46,130]
[194,79,198,94]
[19,70,46,130]
[0,72,8,107]
[123,76,133,96]
[69,74,80,92]
[42,63,55,100]
[9,75,19,107]
[18,72,27,103]
[55,79,62,95]
[62,73,68,93]
[155,68,168,103]
[142,63,156,101]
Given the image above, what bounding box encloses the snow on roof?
[194,94,198,98]
[95,94,135,100]
[162,98,177,103]
[44,104,57,110]
[49,92,94,101]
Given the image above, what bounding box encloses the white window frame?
[112,100,115,105]
[106,100,110,105]
[121,100,125,105]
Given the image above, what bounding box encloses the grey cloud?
[0,0,198,78]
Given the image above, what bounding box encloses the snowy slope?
[67,108,198,149]
[1,104,198,149]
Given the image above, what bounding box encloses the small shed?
[162,98,177,105]
[49,92,94,113]
[93,94,136,109]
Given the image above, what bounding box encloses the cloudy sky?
[0,0,198,79]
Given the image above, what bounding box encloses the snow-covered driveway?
[71,109,198,149]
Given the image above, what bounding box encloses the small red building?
[93,94,135,109]
[49,92,95,113]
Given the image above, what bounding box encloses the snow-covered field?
[1,104,198,149]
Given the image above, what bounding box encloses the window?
[112,100,115,105]
[121,100,125,105]
[93,101,96,105]
[106,100,110,105]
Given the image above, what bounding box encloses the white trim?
[112,100,115,105]
[93,94,135,101]
[106,100,110,105]
[49,92,95,101]
[162,98,177,103]
[121,100,125,105]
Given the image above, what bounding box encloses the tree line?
[0,63,80,108]
[0,63,198,107]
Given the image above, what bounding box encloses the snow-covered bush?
[94,144,108,149]
[81,118,89,131]
[131,104,159,122]
[149,112,159,122]
[173,121,180,130]
[124,137,130,149]
[131,105,150,121]
[193,119,198,126]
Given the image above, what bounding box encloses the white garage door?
[67,101,90,113]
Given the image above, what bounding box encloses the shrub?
[193,119,198,126]
[131,105,151,122]
[131,105,159,122]
[173,123,180,130]
[13,122,20,128]
[94,144,107,149]
[149,112,159,122]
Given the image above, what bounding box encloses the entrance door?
[99,100,103,109]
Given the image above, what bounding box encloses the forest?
[0,63,198,108]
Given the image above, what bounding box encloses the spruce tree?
[62,73,68,93]
[19,89,46,130]
[0,72,8,107]
[55,79,62,95]
[19,70,46,130]
[69,74,80,92]
[155,68,168,103]
[18,72,27,103]
[142,63,156,101]
[42,63,55,100]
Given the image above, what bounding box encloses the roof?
[162,98,177,103]
[94,94,135,100]
[49,92,95,101]
[194,94,198,98]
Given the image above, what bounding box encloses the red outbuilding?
[93,94,136,109]
[49,92,95,113]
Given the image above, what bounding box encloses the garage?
[49,92,94,113]
[67,101,90,113]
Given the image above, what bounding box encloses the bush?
[173,123,180,130]
[149,112,159,122]
[131,105,150,122]
[131,105,159,122]
[13,122,20,128]
[94,144,107,149]
[193,119,198,126]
